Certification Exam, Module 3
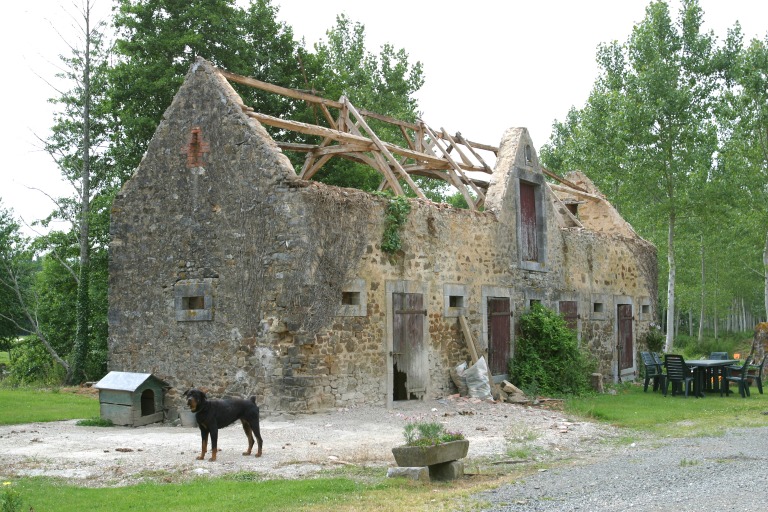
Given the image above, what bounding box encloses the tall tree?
[44,0,112,383]
[542,1,721,350]
[719,31,768,321]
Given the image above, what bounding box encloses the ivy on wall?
[374,193,412,254]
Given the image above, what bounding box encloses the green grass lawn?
[0,388,99,425]
[565,382,768,437]
[9,476,392,512]
[0,351,9,365]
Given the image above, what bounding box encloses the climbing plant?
[374,193,411,254]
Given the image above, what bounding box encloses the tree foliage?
[0,204,28,347]
[540,0,768,344]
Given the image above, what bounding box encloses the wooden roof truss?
[218,68,498,210]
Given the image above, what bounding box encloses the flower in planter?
[402,421,465,447]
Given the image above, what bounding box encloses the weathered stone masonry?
[108,59,657,416]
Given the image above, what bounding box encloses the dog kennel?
[94,371,168,426]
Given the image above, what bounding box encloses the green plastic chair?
[641,352,666,392]
[722,356,753,398]
[747,355,766,394]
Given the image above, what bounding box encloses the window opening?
[593,302,604,313]
[182,296,205,310]
[342,291,361,306]
[520,181,539,262]
[449,295,464,308]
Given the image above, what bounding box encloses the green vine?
[374,193,411,254]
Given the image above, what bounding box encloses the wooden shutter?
[520,182,538,261]
[488,297,511,376]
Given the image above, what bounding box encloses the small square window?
[339,279,367,317]
[593,302,604,313]
[175,279,214,321]
[342,291,361,306]
[449,295,464,308]
[641,304,650,315]
[530,299,541,308]
[183,296,205,310]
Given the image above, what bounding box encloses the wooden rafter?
[218,67,498,210]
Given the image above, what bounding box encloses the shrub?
[509,303,594,397]
[641,325,665,353]
[4,337,64,387]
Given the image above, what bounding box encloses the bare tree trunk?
[699,235,705,342]
[764,230,768,322]
[71,0,94,384]
[714,263,719,340]
[688,309,693,338]
[664,211,676,353]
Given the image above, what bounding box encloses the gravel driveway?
[474,425,768,511]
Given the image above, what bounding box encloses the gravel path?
[474,426,768,511]
[0,395,620,487]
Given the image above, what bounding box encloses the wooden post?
[458,315,479,365]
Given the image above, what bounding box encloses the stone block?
[429,460,464,481]
[386,466,429,483]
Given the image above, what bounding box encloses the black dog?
[183,389,263,462]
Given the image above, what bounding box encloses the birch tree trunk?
[764,230,768,321]
[698,235,705,342]
[665,211,676,353]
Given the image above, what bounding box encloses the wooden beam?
[459,314,480,365]
[342,97,425,199]
[422,123,480,209]
[247,110,487,173]
[454,132,493,174]
[218,67,421,131]
[541,167,589,193]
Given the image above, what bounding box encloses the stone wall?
[108,59,658,415]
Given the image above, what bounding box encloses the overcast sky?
[2,0,767,235]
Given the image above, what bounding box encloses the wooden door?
[618,304,633,371]
[393,293,426,400]
[559,301,578,330]
[488,297,511,376]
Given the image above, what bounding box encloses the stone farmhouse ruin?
[108,58,657,415]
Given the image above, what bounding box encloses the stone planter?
[391,439,469,467]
